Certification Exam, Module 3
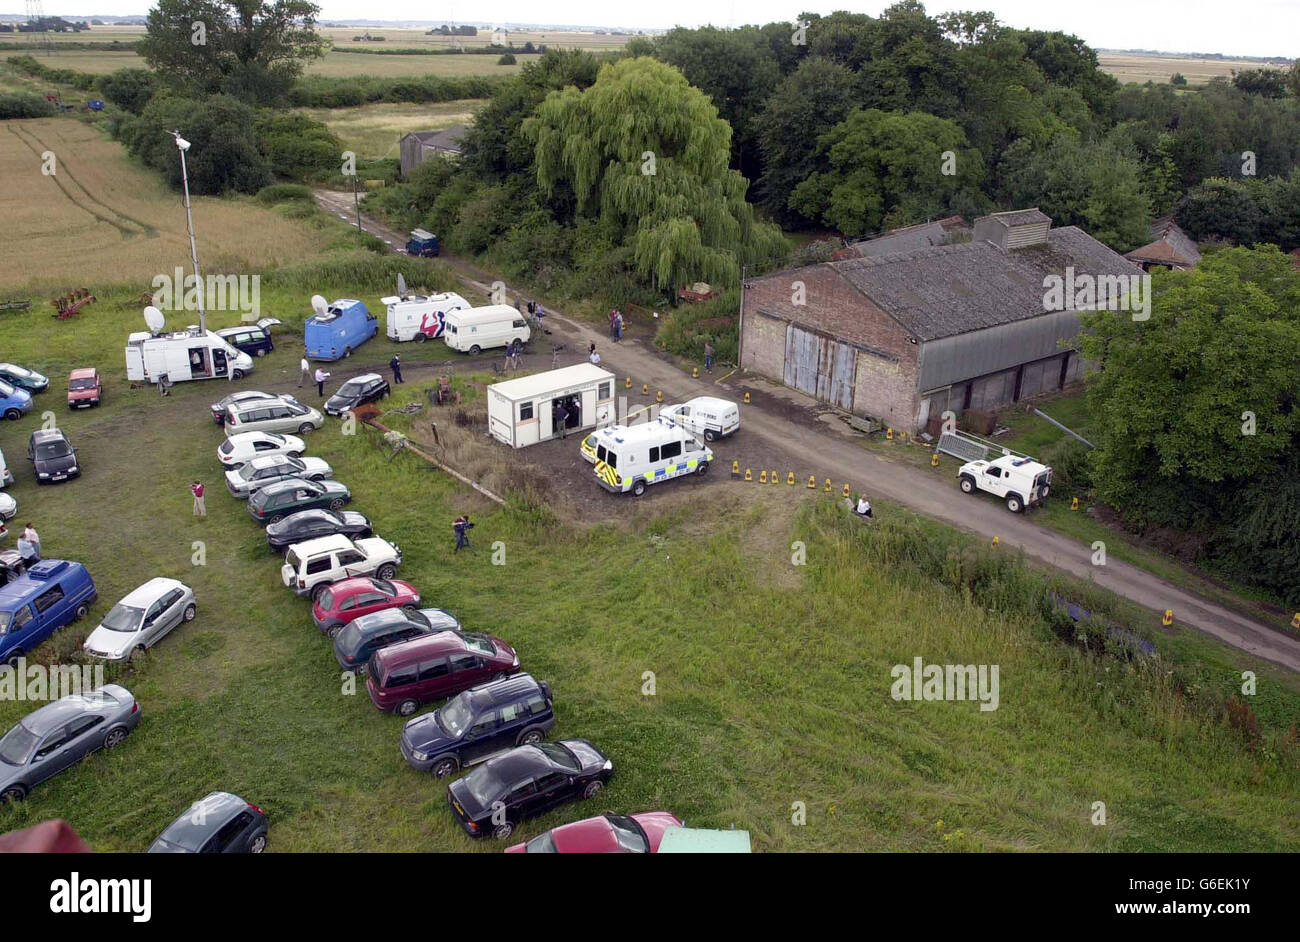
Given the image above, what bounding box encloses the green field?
[297,100,488,159]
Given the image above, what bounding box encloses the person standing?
[554,400,568,439]
[535,303,546,332]
[314,367,329,397]
[453,515,472,552]
[21,523,39,561]
[298,351,309,387]
[191,481,206,518]
[614,310,623,341]
[390,354,403,384]
[704,340,714,374]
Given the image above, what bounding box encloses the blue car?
[0,380,33,421]
[0,560,97,667]
[304,299,378,361]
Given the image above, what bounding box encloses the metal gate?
[784,326,855,410]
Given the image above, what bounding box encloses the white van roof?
[676,396,738,413]
[488,364,614,402]
[592,417,686,447]
[443,304,524,325]
[380,291,468,308]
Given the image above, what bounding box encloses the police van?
[659,396,740,442]
[589,417,713,496]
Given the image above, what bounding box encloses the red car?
[311,577,420,636]
[504,812,684,853]
[366,632,519,716]
[67,368,102,409]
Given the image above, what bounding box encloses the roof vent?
[973,209,1051,251]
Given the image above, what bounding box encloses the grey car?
[0,683,140,802]
[82,578,196,662]
[147,791,268,853]
[224,454,333,498]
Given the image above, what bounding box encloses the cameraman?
[453,514,474,552]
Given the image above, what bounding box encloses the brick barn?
[739,209,1142,433]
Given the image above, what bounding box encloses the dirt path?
[313,189,1300,672]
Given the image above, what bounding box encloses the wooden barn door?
[785,326,855,410]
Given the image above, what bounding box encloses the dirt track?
[313,189,1300,673]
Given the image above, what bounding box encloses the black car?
[28,428,80,483]
[447,739,613,840]
[147,791,268,853]
[324,373,390,417]
[266,508,371,554]
[248,478,350,525]
[333,606,461,668]
[402,674,554,778]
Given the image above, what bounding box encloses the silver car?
[0,683,140,802]
[82,578,196,662]
[224,454,332,498]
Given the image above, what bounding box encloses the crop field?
[0,119,326,292]
[1097,52,1279,85]
[296,100,488,160]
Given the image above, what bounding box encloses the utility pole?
[169,130,206,335]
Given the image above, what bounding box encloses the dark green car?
[248,478,350,526]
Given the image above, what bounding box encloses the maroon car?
[366,632,519,716]
[311,577,419,636]
[504,811,684,853]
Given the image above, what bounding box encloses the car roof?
[481,745,551,782]
[29,428,67,443]
[468,673,542,708]
[680,396,736,411]
[69,367,98,378]
[290,534,354,555]
[375,631,467,667]
[0,560,84,608]
[344,373,383,384]
[117,577,185,607]
[258,478,319,496]
[21,685,127,735]
[228,431,284,444]
[157,792,246,849]
[246,455,295,470]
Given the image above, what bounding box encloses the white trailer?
[125,327,254,385]
[487,364,615,449]
[380,291,470,343]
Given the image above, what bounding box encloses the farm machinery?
[52,288,96,320]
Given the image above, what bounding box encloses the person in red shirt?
[191,480,206,518]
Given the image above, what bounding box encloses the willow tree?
[523,57,785,293]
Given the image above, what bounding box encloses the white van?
[442,305,531,356]
[0,446,11,488]
[381,291,471,343]
[659,396,740,442]
[589,417,714,496]
[125,326,254,385]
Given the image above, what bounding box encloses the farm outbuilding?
[1123,216,1201,271]
[399,125,469,178]
[739,209,1143,434]
[487,364,616,449]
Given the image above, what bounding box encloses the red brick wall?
[741,265,922,428]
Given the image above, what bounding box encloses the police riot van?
[659,396,740,442]
[590,417,713,497]
[957,454,1052,513]
[126,326,254,386]
[381,291,471,343]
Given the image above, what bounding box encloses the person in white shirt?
[20,523,39,561]
[299,351,310,387]
[314,367,329,397]
[855,496,872,519]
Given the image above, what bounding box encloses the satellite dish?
[143,306,165,333]
[310,294,328,316]
[397,274,408,300]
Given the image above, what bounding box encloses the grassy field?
[297,100,487,159]
[1097,52,1282,84]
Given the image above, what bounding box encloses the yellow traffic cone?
[807,474,816,489]
[743,391,751,404]
[930,452,939,467]
[1162,609,1173,626]
[759,470,767,484]
[744,468,752,482]
[731,460,740,477]
[786,472,795,486]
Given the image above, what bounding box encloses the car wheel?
[376,563,396,580]
[232,369,245,380]
[704,429,717,442]
[255,349,266,357]
[0,785,26,804]
[326,624,343,639]
[632,481,647,497]
[380,389,389,399]
[432,756,458,778]
[73,603,89,620]
[468,345,481,356]
[959,475,976,494]
[696,461,709,475]
[582,780,603,800]
[397,699,418,717]
[103,727,128,749]
[248,833,267,854]
[518,729,544,746]
[413,333,427,343]
[129,645,146,663]
[268,513,284,524]
[298,424,314,435]
[328,498,345,511]
[310,584,327,602]
[183,604,197,622]
[1006,494,1023,513]
[493,821,514,840]
[4,648,22,669]
[3,410,18,421]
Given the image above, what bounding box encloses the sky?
[5,1,1297,58]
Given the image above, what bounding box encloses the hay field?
[0,118,322,291]
[296,100,488,159]
[1098,52,1281,84]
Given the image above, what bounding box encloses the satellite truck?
[125,306,254,387]
[380,274,470,343]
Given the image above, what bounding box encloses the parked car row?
[0,363,105,417]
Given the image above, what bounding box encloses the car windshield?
[438,694,474,737]
[535,741,581,771]
[35,440,71,460]
[101,603,144,632]
[287,403,307,416]
[317,590,334,610]
[0,381,15,396]
[524,832,558,853]
[370,579,395,597]
[463,635,496,658]
[264,433,286,445]
[0,722,38,765]
[605,814,650,853]
[69,378,97,389]
[338,380,365,396]
[2,365,30,378]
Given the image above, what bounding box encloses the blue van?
[304,299,378,361]
[0,379,33,422]
[0,559,97,666]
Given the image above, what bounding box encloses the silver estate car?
[82,578,196,661]
[224,454,332,498]
[0,683,140,802]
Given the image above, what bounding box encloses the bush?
[1043,438,1094,493]
[0,91,56,119]
[95,68,156,114]
[254,110,339,180]
[498,53,517,66]
[120,95,272,195]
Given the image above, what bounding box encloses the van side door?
[31,583,67,638]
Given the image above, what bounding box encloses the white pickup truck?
[957,455,1052,513]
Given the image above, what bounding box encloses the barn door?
[784,326,819,396]
[828,341,855,410]
[784,326,855,410]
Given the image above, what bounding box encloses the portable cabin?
[304,299,378,361]
[486,364,615,449]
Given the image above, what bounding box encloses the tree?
[524,57,785,292]
[95,68,157,114]
[1173,178,1263,245]
[1171,72,1187,86]
[121,95,272,195]
[789,108,987,236]
[1232,67,1290,98]
[139,0,326,103]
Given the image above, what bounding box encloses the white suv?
[280,534,402,600]
[957,455,1052,513]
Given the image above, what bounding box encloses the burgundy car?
[505,811,683,853]
[311,577,420,636]
[366,632,519,716]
